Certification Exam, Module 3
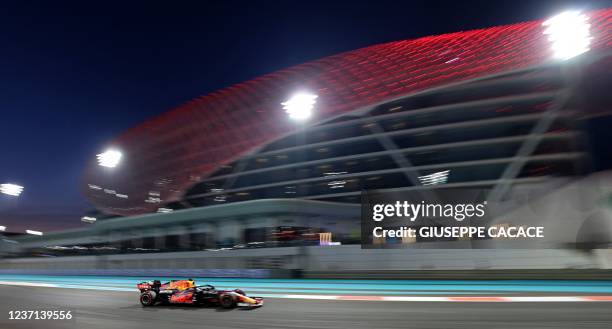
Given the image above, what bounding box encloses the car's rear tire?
[140,291,157,307]
[219,293,236,308]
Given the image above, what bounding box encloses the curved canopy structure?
[84,9,611,216]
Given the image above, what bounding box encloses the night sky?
[0,0,607,233]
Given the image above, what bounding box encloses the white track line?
[283,294,612,302]
[0,280,58,288]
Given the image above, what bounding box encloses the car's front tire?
[219,293,236,308]
[140,291,157,307]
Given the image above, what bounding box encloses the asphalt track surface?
[0,278,611,328]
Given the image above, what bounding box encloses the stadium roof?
[84,9,611,216]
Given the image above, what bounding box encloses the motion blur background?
[0,2,611,279]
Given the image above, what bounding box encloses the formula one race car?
[136,279,263,308]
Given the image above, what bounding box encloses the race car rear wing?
[137,280,161,292]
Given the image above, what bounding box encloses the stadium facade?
[10,9,612,256]
[84,9,610,216]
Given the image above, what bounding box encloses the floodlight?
[542,11,591,60]
[282,93,318,120]
[97,149,122,168]
[0,183,24,196]
[81,216,97,223]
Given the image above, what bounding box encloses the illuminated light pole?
[0,226,6,232]
[542,10,592,60]
[96,149,122,168]
[282,93,318,120]
[0,183,24,197]
[25,230,43,236]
